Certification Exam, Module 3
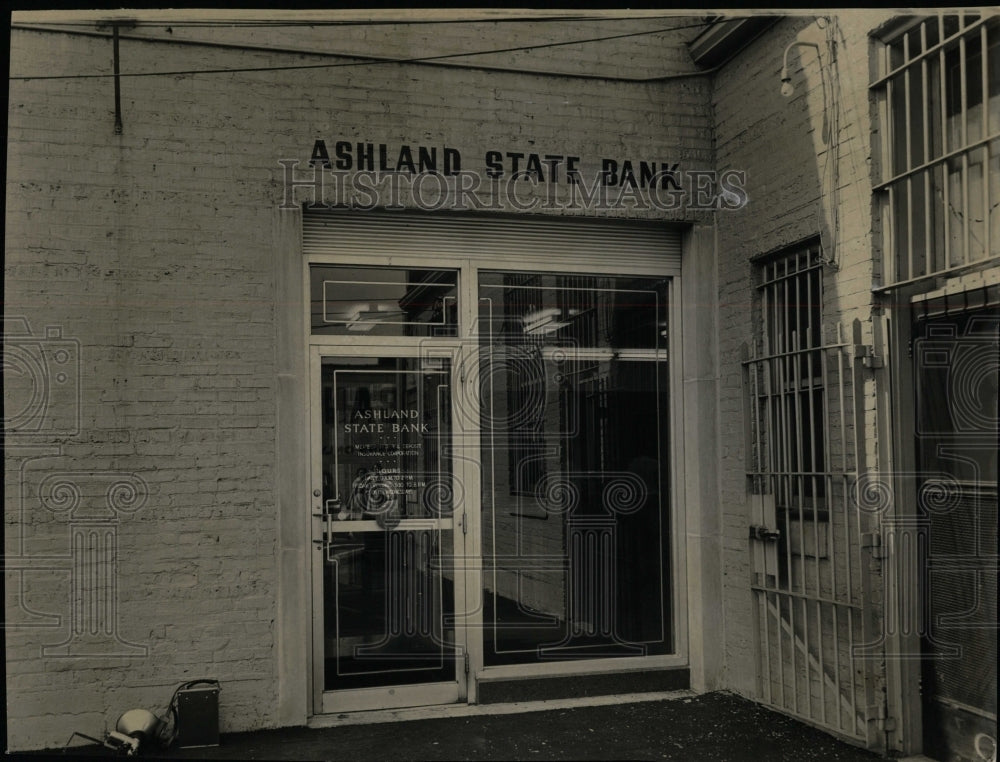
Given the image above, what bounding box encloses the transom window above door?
[310,265,459,336]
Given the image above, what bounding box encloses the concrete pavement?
[30,690,885,761]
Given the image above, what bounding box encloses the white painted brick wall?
[5,19,712,751]
[712,12,891,702]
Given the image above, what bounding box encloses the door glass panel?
[310,266,458,336]
[477,272,672,665]
[320,357,456,690]
[913,306,998,761]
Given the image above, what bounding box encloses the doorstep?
[476,666,690,704]
[307,689,695,728]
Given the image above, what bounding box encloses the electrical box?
[175,683,220,748]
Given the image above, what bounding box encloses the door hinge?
[460,512,468,535]
[856,344,884,369]
[464,652,470,675]
[868,703,896,731]
[862,532,885,560]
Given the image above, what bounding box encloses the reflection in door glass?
[477,272,671,665]
[310,266,458,337]
[320,357,456,690]
[913,305,998,761]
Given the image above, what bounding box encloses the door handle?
[749,525,781,541]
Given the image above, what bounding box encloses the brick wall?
[712,12,890,704]
[5,18,713,751]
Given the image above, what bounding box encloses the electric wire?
[161,679,220,747]
[11,14,723,28]
[9,21,717,81]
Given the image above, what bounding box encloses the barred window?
[749,240,828,517]
[872,13,1000,288]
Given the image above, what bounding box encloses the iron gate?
[744,320,883,750]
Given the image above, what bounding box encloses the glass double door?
[310,266,675,713]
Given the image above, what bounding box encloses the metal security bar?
[872,13,1000,290]
[744,243,877,746]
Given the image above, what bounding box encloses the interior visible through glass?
[320,357,456,689]
[310,265,458,336]
[477,272,672,665]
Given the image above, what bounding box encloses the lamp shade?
[116,708,164,742]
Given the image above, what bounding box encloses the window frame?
[749,239,831,523]
[871,12,1000,290]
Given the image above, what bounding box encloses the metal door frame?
[304,245,687,714]
[309,343,471,713]
[883,280,1000,758]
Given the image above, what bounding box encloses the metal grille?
[923,481,998,714]
[744,243,876,745]
[302,208,683,273]
[871,13,1000,290]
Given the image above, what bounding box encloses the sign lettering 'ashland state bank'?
[308,139,684,189]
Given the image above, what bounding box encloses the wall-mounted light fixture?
[780,41,821,97]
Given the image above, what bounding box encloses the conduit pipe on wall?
[113,23,122,133]
[777,18,843,269]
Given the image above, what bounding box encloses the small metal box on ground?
[176,683,220,748]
